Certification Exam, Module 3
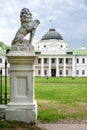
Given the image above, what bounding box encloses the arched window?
[44,45,46,48]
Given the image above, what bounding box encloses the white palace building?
[0,28,87,77]
[34,28,87,77]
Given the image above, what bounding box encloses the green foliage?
[5,45,11,50]
[0,41,11,51]
[0,41,6,49]
[0,120,16,128]
[0,120,42,129]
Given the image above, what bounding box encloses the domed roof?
[41,28,63,40]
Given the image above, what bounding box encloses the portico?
[35,57,75,77]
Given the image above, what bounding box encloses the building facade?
[0,28,87,77]
[34,28,87,77]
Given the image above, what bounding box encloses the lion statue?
[12,8,40,45]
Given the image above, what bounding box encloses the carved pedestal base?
[6,101,37,123]
[6,51,37,123]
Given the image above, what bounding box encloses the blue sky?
[0,0,87,49]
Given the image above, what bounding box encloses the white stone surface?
[6,50,37,123]
[34,39,68,55]
[6,101,37,123]
[0,105,7,119]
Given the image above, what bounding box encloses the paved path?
[38,124,87,130]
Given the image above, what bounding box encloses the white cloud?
[29,0,41,7]
[0,0,87,49]
[0,27,18,45]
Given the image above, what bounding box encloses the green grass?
[35,77,87,83]
[0,76,10,104]
[35,83,87,103]
[1,77,87,123]
[0,76,10,93]
[35,77,87,122]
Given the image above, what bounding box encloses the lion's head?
[20,8,33,28]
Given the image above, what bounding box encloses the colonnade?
[40,57,75,77]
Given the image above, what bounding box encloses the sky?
[0,0,87,49]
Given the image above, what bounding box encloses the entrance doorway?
[51,69,56,77]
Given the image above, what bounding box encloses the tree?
[5,45,11,50]
[0,41,11,50]
[0,41,6,49]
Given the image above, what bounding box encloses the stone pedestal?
[6,50,37,123]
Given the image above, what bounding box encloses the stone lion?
[12,8,40,45]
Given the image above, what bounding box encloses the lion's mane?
[20,8,33,30]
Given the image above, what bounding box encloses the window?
[59,58,63,64]
[59,70,62,75]
[76,58,79,63]
[82,70,85,75]
[0,58,2,63]
[82,58,85,63]
[38,58,41,64]
[51,58,55,63]
[44,70,47,75]
[35,52,41,55]
[76,70,79,75]
[44,58,47,64]
[67,52,73,54]
[44,45,46,48]
[38,70,41,75]
[66,58,69,64]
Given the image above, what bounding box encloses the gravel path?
[38,124,87,130]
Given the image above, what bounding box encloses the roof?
[41,28,63,40]
[67,49,87,55]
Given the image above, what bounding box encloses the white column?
[41,58,44,77]
[56,58,59,77]
[72,56,75,77]
[48,58,51,77]
[63,58,66,77]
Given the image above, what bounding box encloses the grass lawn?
[35,77,87,123]
[1,77,87,123]
[35,76,87,83]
